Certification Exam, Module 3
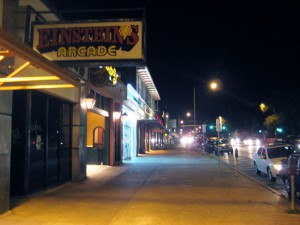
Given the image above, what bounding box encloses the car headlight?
[180,136,194,144]
[255,139,261,146]
[273,164,282,171]
[231,138,235,145]
[248,139,253,145]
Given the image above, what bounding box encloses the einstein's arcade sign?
[33,21,144,62]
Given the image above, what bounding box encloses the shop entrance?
[10,90,72,196]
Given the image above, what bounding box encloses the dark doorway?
[10,91,72,196]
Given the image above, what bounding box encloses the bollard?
[234,148,239,177]
[291,175,295,211]
[290,157,297,212]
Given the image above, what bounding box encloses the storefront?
[0,28,83,213]
[0,2,146,213]
[122,67,165,156]
[122,83,165,157]
[122,84,144,159]
[137,119,165,153]
[85,89,123,166]
[85,68,124,166]
[86,108,107,165]
[11,90,73,195]
[122,108,136,159]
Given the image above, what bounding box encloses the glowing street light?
[193,80,221,134]
[260,103,268,113]
[210,82,218,90]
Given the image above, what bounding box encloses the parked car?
[214,138,234,156]
[282,135,300,149]
[279,153,300,199]
[204,137,218,153]
[253,144,297,181]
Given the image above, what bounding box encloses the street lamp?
[210,82,218,90]
[191,80,221,147]
[210,79,222,91]
[193,80,221,131]
[193,87,196,129]
[260,103,268,113]
[260,102,275,114]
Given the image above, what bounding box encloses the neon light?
[127,84,140,106]
[0,84,74,90]
[105,66,118,85]
[0,76,60,82]
[0,61,30,86]
[0,50,9,54]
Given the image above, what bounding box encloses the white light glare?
[231,138,236,145]
[180,136,194,144]
[255,139,261,146]
[274,164,282,172]
[231,138,240,145]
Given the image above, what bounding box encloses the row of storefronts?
[0,0,166,214]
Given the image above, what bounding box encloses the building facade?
[122,75,164,159]
[0,0,126,213]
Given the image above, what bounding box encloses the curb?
[204,152,286,198]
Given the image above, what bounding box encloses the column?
[71,87,87,181]
[0,91,12,213]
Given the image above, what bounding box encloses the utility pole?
[193,87,196,130]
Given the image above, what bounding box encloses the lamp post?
[193,80,219,130]
[192,81,220,151]
[193,87,196,130]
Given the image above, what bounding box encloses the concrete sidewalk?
[0,148,299,225]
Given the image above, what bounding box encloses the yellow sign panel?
[105,66,118,85]
[33,21,143,61]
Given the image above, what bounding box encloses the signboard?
[216,118,221,132]
[202,124,207,133]
[127,84,141,106]
[89,66,119,88]
[89,68,110,88]
[33,21,144,61]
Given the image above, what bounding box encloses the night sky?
[45,0,300,129]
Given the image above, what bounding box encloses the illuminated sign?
[90,66,118,87]
[33,21,143,61]
[105,66,118,85]
[127,84,140,106]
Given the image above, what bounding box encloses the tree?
[264,114,281,136]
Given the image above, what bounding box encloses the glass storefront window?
[10,91,72,196]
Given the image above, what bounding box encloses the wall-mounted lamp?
[84,92,96,109]
[113,111,121,120]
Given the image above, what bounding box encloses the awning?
[138,119,165,132]
[0,28,82,91]
[137,67,160,101]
